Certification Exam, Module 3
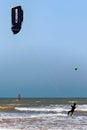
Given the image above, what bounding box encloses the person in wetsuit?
[68,103,76,116]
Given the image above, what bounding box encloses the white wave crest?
[76,105,87,112]
[15,106,65,113]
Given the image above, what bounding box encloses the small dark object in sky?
[11,6,23,34]
[74,66,78,70]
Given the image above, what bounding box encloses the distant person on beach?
[18,94,21,101]
[68,103,76,116]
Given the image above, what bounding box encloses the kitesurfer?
[68,103,76,116]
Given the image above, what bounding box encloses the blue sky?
[0,0,87,97]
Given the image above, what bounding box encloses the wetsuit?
[68,103,76,116]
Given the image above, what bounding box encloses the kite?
[74,66,78,71]
[11,6,23,34]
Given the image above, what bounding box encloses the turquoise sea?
[0,98,87,130]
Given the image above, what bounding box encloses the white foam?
[0,128,20,130]
[76,105,87,112]
[15,106,66,113]
[0,103,87,130]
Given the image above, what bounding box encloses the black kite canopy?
[11,6,23,34]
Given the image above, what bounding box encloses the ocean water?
[0,98,87,130]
